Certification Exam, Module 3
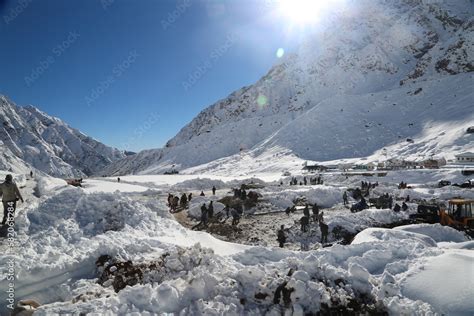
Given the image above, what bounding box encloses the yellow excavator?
[440,199,474,230]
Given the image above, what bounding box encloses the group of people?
[393,202,409,212]
[398,181,409,189]
[197,201,214,227]
[277,202,329,249]
[288,176,324,186]
[167,193,193,211]
[361,181,378,190]
[194,202,243,229]
[233,188,247,200]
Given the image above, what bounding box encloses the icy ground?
[0,168,473,315]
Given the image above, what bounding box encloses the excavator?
[440,199,474,230]
[411,199,474,236]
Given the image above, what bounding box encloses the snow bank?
[328,208,410,234]
[394,224,469,243]
[35,176,68,197]
[0,188,250,313]
[263,185,345,210]
[81,179,150,193]
[352,228,437,247]
[401,251,474,315]
[171,178,226,191]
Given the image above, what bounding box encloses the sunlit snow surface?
[0,170,472,315]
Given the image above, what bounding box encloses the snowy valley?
[0,0,473,315]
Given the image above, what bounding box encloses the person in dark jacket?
[188,193,192,201]
[300,216,309,232]
[393,203,401,212]
[402,202,408,212]
[343,191,348,206]
[200,191,205,197]
[319,220,329,244]
[0,175,24,225]
[231,208,241,226]
[277,225,286,248]
[241,189,247,200]
[312,203,320,222]
[208,201,214,218]
[212,186,216,195]
[303,204,310,218]
[201,204,208,226]
[285,207,291,216]
[180,193,188,209]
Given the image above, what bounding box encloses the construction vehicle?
[440,199,474,230]
[409,199,474,236]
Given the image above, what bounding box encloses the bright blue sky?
[0,0,312,152]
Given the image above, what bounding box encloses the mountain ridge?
[0,95,126,177]
[103,0,473,176]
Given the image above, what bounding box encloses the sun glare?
[278,0,339,25]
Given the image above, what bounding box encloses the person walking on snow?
[208,201,214,219]
[0,174,24,225]
[303,204,310,218]
[200,191,205,197]
[312,203,320,222]
[200,204,208,226]
[319,220,329,244]
[180,193,188,209]
[277,225,286,248]
[343,191,348,206]
[212,186,216,195]
[300,216,309,232]
[402,202,408,212]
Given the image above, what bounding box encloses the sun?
[277,0,337,25]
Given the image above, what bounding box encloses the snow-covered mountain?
[0,96,126,177]
[106,0,474,176]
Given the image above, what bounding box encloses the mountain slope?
[104,0,474,176]
[0,96,126,177]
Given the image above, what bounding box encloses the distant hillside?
[104,0,474,175]
[0,96,126,177]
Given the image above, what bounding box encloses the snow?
[81,179,151,193]
[352,227,438,247]
[0,0,473,314]
[0,168,473,315]
[401,251,474,315]
[394,224,469,243]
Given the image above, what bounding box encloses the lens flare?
[276,48,285,58]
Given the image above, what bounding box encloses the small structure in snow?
[423,157,446,169]
[455,152,474,164]
[303,164,328,172]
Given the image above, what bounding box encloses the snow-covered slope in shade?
[0,96,126,177]
[104,0,474,176]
